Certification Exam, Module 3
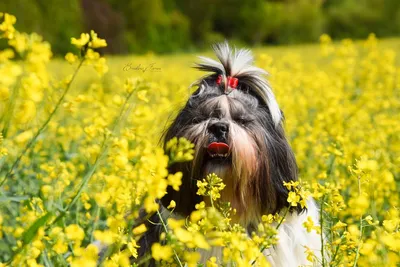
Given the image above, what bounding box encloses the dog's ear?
[161,113,202,216]
[266,122,304,214]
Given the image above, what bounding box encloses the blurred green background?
[2,0,400,55]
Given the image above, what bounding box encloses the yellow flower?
[93,230,115,245]
[195,201,206,210]
[65,224,85,242]
[144,197,159,213]
[137,90,149,103]
[262,214,274,224]
[71,33,90,49]
[167,200,176,209]
[304,246,315,263]
[85,48,100,60]
[40,185,52,198]
[349,194,370,216]
[174,228,192,243]
[0,86,9,100]
[15,100,36,124]
[332,220,347,231]
[287,191,300,206]
[70,257,97,267]
[52,239,68,254]
[303,216,314,233]
[360,241,375,256]
[190,210,205,222]
[132,224,147,236]
[65,52,78,64]
[364,215,374,225]
[93,57,108,76]
[207,257,218,267]
[197,180,208,196]
[383,220,398,233]
[113,154,128,169]
[151,243,173,261]
[283,181,299,190]
[14,130,33,144]
[193,232,210,249]
[85,244,99,261]
[89,30,107,48]
[168,172,182,191]
[168,218,185,229]
[0,13,17,39]
[184,251,201,267]
[381,233,400,251]
[127,240,139,258]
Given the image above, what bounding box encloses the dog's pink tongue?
[207,142,229,154]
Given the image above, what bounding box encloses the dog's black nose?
[208,121,229,139]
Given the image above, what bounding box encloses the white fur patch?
[264,199,322,267]
[195,199,323,266]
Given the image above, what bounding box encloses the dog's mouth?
[207,142,230,159]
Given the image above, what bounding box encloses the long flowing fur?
[137,42,322,266]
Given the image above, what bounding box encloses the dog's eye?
[235,116,253,125]
[191,113,207,124]
[210,110,221,119]
[191,117,202,124]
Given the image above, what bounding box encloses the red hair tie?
[227,76,238,88]
[216,75,222,85]
[216,75,238,89]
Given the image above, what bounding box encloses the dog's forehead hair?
[202,95,231,119]
[192,89,259,119]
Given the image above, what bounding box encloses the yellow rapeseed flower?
[89,30,107,48]
[287,191,300,206]
[65,52,78,64]
[71,33,90,49]
[132,224,147,236]
[167,172,182,191]
[151,243,173,261]
[65,224,85,242]
[167,200,176,209]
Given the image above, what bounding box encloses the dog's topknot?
[194,41,282,126]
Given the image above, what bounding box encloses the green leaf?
[21,212,53,245]
[0,196,30,202]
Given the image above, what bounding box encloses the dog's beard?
[176,101,267,224]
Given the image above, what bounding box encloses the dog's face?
[162,43,302,225]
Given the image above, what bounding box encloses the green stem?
[320,197,325,267]
[330,234,344,266]
[209,192,214,208]
[1,71,24,138]
[251,207,290,265]
[156,209,184,267]
[135,253,153,266]
[276,207,290,230]
[0,59,84,187]
[90,204,101,242]
[51,89,135,226]
[352,175,364,267]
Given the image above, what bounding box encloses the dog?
[138,42,322,266]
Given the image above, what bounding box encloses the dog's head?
[162,42,302,224]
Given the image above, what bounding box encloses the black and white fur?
[138,42,321,266]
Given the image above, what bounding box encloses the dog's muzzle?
[207,121,230,159]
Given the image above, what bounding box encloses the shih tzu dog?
[139,42,321,266]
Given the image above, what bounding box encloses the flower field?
[0,13,399,266]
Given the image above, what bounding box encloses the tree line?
[1,0,400,55]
